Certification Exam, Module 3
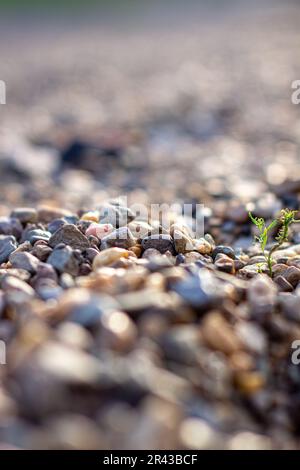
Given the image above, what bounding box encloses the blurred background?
[0,0,299,221]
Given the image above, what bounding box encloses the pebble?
[274,276,293,292]
[49,224,89,251]
[98,203,135,228]
[101,227,136,250]
[128,221,153,240]
[214,253,235,274]
[282,266,300,288]
[173,269,230,310]
[93,247,130,268]
[141,234,176,255]
[85,223,113,239]
[37,206,74,224]
[212,245,235,261]
[201,311,242,355]
[99,310,137,352]
[31,243,52,261]
[47,246,80,276]
[22,228,51,244]
[247,274,277,315]
[9,251,40,274]
[2,275,35,303]
[193,238,212,255]
[48,219,67,234]
[0,217,23,239]
[10,208,37,224]
[0,235,17,264]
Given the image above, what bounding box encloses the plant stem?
[266,244,279,277]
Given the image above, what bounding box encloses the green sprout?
[249,209,300,276]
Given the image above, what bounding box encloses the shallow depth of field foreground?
[0,0,300,450]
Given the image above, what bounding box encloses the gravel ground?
[0,1,300,450]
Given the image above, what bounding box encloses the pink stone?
[86,223,114,240]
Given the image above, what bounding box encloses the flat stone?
[2,275,35,303]
[9,251,40,274]
[142,234,176,255]
[37,206,75,224]
[247,274,277,315]
[202,311,242,355]
[47,246,80,276]
[10,208,37,224]
[214,253,235,274]
[0,235,17,264]
[0,217,23,239]
[98,203,135,228]
[47,219,67,234]
[101,227,136,250]
[173,269,229,310]
[49,224,89,250]
[22,228,51,244]
[212,245,235,260]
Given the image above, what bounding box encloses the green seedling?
[249,209,300,276]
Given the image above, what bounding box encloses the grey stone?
[9,251,40,274]
[172,268,227,310]
[142,234,176,255]
[49,224,89,251]
[10,208,38,224]
[101,227,136,250]
[212,245,235,260]
[0,217,23,239]
[0,235,17,264]
[47,246,80,276]
[22,229,51,244]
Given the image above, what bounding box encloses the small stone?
[49,224,89,251]
[99,310,137,352]
[142,248,161,259]
[0,235,17,264]
[282,266,300,288]
[128,221,153,240]
[31,244,52,261]
[31,262,58,285]
[235,371,265,395]
[101,227,136,250]
[85,247,99,262]
[193,238,212,255]
[37,206,74,224]
[173,230,194,253]
[214,253,235,274]
[247,274,277,315]
[10,208,37,224]
[236,322,267,355]
[212,245,235,260]
[9,251,40,274]
[184,252,207,264]
[81,211,99,222]
[22,228,51,244]
[47,246,79,276]
[35,279,63,301]
[85,223,113,239]
[142,234,175,255]
[98,203,135,227]
[48,219,67,234]
[93,247,130,268]
[274,275,293,292]
[272,263,288,277]
[2,275,35,303]
[173,269,231,310]
[201,311,242,355]
[0,217,23,239]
